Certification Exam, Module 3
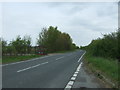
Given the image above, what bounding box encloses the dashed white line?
[65,85,72,88]
[65,62,83,89]
[77,67,80,70]
[2,55,51,66]
[56,56,64,60]
[65,51,85,89]
[75,72,78,74]
[73,73,77,77]
[17,62,48,72]
[71,77,76,81]
[78,51,86,62]
[68,81,74,85]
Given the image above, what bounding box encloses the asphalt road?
[2,50,85,88]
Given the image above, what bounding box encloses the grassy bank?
[2,55,42,64]
[84,52,119,87]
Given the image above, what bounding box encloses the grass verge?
[2,55,42,64]
[84,52,119,88]
[2,49,78,64]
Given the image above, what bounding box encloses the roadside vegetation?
[81,29,119,88]
[2,55,42,64]
[1,26,79,64]
[37,26,79,53]
[84,52,118,87]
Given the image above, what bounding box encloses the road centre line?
[2,55,51,67]
[56,56,64,60]
[17,62,48,73]
[78,51,86,62]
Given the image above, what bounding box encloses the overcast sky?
[1,2,118,46]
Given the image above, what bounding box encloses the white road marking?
[56,56,64,60]
[17,62,48,72]
[65,62,83,89]
[73,74,77,77]
[65,85,72,88]
[75,72,78,74]
[68,81,74,85]
[2,55,51,66]
[77,67,80,70]
[76,62,82,71]
[71,77,76,81]
[78,51,86,62]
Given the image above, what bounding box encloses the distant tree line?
[81,28,120,60]
[37,26,79,53]
[1,26,79,56]
[2,35,32,56]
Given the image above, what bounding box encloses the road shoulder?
[72,62,106,88]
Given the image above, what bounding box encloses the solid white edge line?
[17,62,48,72]
[76,62,82,71]
[2,55,51,66]
[78,51,86,62]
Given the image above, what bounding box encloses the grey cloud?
[2,2,118,46]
